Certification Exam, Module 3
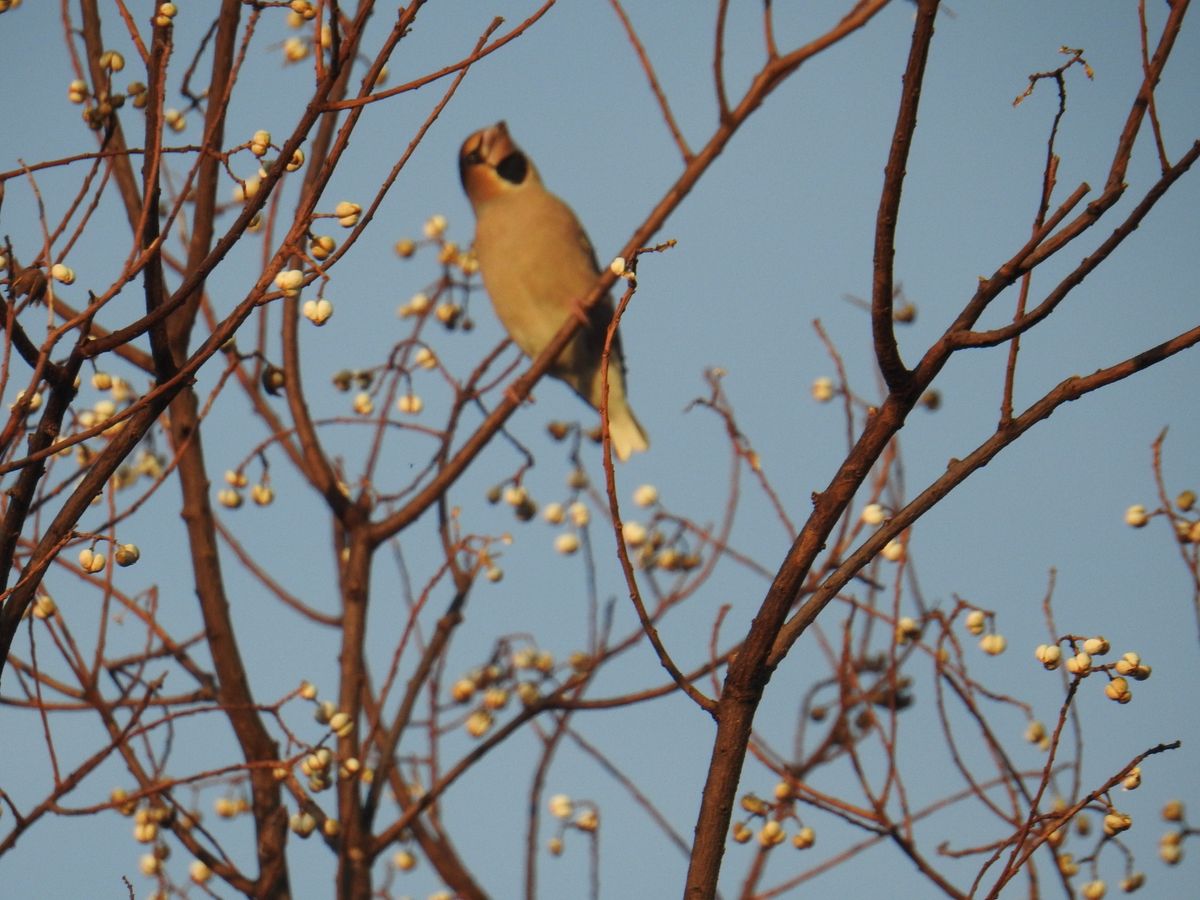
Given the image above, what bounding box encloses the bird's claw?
[505,386,530,407]
[567,297,591,327]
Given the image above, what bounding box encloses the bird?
[458,121,649,461]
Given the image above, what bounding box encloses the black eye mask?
[459,144,484,190]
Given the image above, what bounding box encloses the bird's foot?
[505,386,533,407]
[567,296,592,327]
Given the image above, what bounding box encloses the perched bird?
[459,121,649,461]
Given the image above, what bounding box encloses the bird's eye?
[495,151,528,185]
[463,149,484,166]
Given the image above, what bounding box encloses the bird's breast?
[474,192,601,361]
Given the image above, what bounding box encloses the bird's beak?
[472,122,516,167]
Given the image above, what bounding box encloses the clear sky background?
[2,2,1199,898]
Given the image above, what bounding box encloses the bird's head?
[459,121,540,208]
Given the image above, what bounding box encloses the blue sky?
[2,2,1199,898]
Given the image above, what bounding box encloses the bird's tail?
[607,402,649,462]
